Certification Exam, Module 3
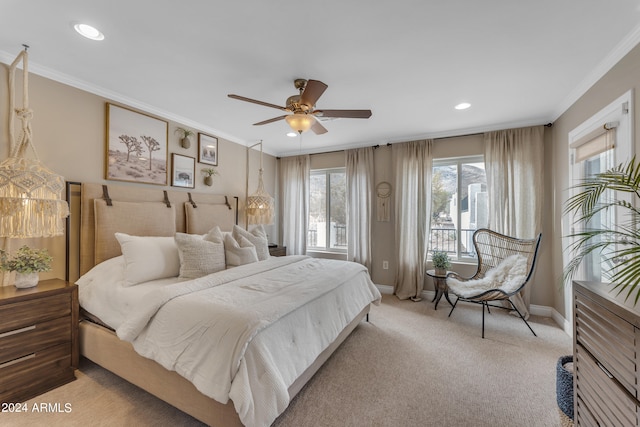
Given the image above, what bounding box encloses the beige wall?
[0,66,277,283]
[550,43,640,317]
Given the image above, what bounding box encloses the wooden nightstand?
[0,279,78,403]
[269,246,287,257]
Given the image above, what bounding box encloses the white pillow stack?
[224,233,259,266]
[232,224,270,261]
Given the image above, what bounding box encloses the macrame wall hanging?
[376,181,392,222]
[0,45,69,238]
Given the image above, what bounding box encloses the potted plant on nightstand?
[201,167,219,186]
[432,251,451,276]
[0,245,53,288]
[175,127,195,149]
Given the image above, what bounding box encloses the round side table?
[425,269,454,310]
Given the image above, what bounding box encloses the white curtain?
[392,140,433,300]
[484,125,544,317]
[280,155,310,255]
[346,147,374,270]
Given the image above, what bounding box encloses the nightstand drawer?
[0,342,73,403]
[0,316,71,363]
[0,293,70,334]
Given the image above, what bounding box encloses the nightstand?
[0,279,78,403]
[269,246,287,257]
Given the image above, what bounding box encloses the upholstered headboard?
[75,182,238,278]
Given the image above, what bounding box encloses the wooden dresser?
[0,279,79,403]
[573,281,640,425]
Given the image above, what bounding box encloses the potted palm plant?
[432,251,451,276]
[0,245,53,288]
[564,157,640,303]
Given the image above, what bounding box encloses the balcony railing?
[307,224,347,249]
[430,227,477,257]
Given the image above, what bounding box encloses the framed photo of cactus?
[105,103,168,185]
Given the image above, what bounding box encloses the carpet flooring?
[1,294,572,426]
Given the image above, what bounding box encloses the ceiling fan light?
[285,113,314,134]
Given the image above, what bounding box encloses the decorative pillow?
[224,233,259,267]
[232,224,270,261]
[115,233,180,287]
[174,230,225,279]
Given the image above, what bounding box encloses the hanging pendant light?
[246,141,274,225]
[0,46,69,238]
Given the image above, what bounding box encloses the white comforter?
[114,255,380,427]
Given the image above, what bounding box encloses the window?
[430,156,487,260]
[308,168,347,252]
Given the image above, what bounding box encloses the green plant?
[432,251,451,270]
[564,157,640,303]
[201,167,219,177]
[0,245,53,273]
[174,127,194,139]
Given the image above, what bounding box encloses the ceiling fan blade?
[300,80,328,107]
[253,115,288,126]
[228,94,288,111]
[311,119,328,135]
[313,109,372,119]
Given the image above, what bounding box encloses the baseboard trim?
[374,284,571,334]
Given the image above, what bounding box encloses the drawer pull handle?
[0,353,35,369]
[596,361,614,379]
[0,325,35,339]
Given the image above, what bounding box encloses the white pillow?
[76,255,124,287]
[224,233,259,266]
[175,230,225,279]
[115,233,180,286]
[232,224,270,261]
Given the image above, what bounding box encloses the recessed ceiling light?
[455,102,471,110]
[74,23,104,41]
[286,132,297,138]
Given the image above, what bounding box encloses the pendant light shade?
[285,113,314,134]
[0,47,69,238]
[246,141,274,225]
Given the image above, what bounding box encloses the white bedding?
[77,255,381,427]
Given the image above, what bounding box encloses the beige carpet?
[2,294,572,426]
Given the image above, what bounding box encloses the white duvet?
[79,255,381,427]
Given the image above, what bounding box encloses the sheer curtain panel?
[280,155,310,255]
[346,147,374,270]
[484,125,544,317]
[392,140,433,300]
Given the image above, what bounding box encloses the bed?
[70,182,381,427]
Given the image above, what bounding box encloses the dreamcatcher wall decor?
[376,181,391,222]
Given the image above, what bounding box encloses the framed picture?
[198,133,218,166]
[105,103,168,185]
[171,153,195,188]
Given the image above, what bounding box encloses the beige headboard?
[76,182,237,278]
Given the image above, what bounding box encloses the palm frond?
[563,156,640,304]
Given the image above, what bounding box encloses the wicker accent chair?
[446,228,542,338]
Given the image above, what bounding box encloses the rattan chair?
[446,228,542,338]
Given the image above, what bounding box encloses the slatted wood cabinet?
[573,281,640,425]
[0,279,79,403]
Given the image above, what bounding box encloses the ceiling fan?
[228,79,372,134]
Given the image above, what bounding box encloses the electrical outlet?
[383,260,389,270]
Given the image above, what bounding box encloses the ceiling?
[2,1,640,157]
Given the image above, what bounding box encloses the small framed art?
[198,133,218,166]
[171,153,195,188]
[105,103,168,185]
